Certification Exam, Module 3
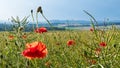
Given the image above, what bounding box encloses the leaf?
[11,16,17,23]
[16,16,20,23]
[87,65,96,68]
[83,10,98,25]
[98,63,104,68]
[21,16,29,25]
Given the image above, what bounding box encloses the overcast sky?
[0,0,120,21]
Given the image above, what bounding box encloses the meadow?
[0,7,120,68]
[0,27,120,68]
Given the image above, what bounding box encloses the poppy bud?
[31,10,33,13]
[37,6,43,14]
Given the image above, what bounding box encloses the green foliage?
[10,16,29,47]
[11,16,29,33]
[0,29,120,68]
[0,8,120,68]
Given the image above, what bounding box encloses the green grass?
[0,29,120,68]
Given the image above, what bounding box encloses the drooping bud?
[37,6,43,14]
[31,10,33,13]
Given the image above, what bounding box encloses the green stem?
[31,12,35,31]
[31,59,37,68]
[36,12,38,28]
[101,49,107,67]
[41,13,53,29]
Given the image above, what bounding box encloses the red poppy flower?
[89,60,97,64]
[22,42,48,59]
[35,27,47,33]
[90,28,94,32]
[45,61,51,68]
[67,40,75,46]
[22,35,27,39]
[95,48,101,55]
[9,35,14,40]
[99,42,107,47]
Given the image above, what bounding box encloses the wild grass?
[0,28,120,68]
[0,6,120,68]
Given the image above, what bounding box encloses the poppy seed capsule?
[37,6,43,14]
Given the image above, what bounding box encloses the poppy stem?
[36,12,39,28]
[31,59,37,67]
[41,13,54,29]
[31,10,35,31]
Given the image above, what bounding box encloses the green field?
[0,27,120,68]
[0,10,120,68]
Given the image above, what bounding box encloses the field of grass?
[0,26,120,68]
[0,7,119,68]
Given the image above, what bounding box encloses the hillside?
[0,20,120,31]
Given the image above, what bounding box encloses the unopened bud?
[31,10,33,13]
[37,6,43,14]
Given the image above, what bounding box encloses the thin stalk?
[31,11,35,30]
[36,12,38,28]
[83,10,98,26]
[31,13,35,22]
[31,59,37,68]
[101,49,107,67]
[41,13,53,29]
